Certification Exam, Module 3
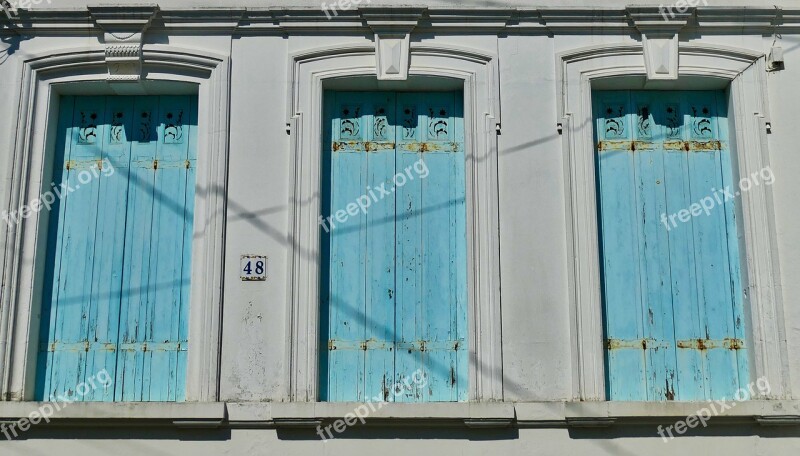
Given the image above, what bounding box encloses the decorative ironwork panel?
[401,106,417,140]
[602,104,627,139]
[665,104,681,139]
[427,107,450,140]
[373,105,390,141]
[110,111,126,144]
[78,111,99,145]
[636,105,653,139]
[163,109,185,144]
[138,110,153,142]
[339,105,361,140]
[690,105,715,140]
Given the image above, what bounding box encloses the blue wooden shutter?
[320,91,468,402]
[594,90,748,401]
[321,91,397,401]
[394,92,467,402]
[37,95,197,402]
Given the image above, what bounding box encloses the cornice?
[1,6,799,36]
[695,6,781,31]
[362,6,426,29]
[158,8,246,32]
[537,8,630,33]
[627,6,691,34]
[425,8,513,31]
[87,4,159,29]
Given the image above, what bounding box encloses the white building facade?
[0,0,799,454]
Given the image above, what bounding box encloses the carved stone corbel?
[628,7,690,81]
[88,5,159,81]
[361,7,426,81]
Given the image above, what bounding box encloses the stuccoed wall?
[2,425,800,455]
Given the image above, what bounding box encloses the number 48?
[241,256,267,280]
[243,260,264,275]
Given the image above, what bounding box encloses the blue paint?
[320,91,468,402]
[36,95,197,402]
[594,90,748,401]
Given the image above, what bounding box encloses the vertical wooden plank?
[325,92,369,401]
[419,92,453,402]
[36,96,76,400]
[394,94,425,402]
[595,92,648,400]
[82,96,134,401]
[686,92,741,399]
[684,92,722,398]
[117,96,160,401]
[415,92,467,401]
[661,95,706,401]
[147,95,193,401]
[363,93,396,402]
[631,92,678,401]
[49,96,106,401]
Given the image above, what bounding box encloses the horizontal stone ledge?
[0,401,226,421]
[0,400,797,428]
[228,402,516,422]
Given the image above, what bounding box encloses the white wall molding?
[4,6,798,35]
[556,42,788,400]
[286,43,503,402]
[0,44,231,402]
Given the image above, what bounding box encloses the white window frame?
[557,42,789,400]
[0,45,230,402]
[285,43,504,402]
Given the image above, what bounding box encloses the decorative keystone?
[361,7,426,81]
[627,7,690,81]
[88,5,159,81]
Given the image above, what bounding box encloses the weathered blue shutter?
[320,91,467,402]
[37,95,196,402]
[321,92,396,401]
[595,90,747,401]
[37,96,111,401]
[394,92,467,402]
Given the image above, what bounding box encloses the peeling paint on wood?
[595,90,748,401]
[36,95,197,402]
[399,141,462,153]
[320,91,468,402]
[598,140,724,152]
[676,338,745,350]
[332,141,396,152]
